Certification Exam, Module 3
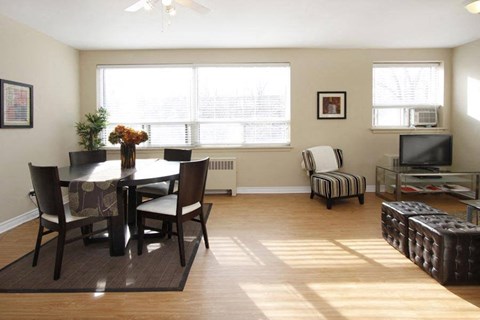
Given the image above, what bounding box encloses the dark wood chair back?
[164,148,192,162]
[28,162,111,280]
[136,157,210,265]
[69,150,107,166]
[176,158,209,218]
[28,163,66,224]
[136,148,193,201]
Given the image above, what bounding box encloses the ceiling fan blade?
[175,0,210,14]
[125,0,148,12]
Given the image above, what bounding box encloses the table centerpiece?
[108,125,148,169]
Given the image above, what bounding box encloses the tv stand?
[375,165,480,201]
[411,166,440,173]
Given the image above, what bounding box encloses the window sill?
[104,145,293,152]
[370,127,449,134]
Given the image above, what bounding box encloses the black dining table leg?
[127,185,138,226]
[108,186,130,256]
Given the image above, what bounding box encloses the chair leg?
[107,217,114,251]
[137,214,145,255]
[32,224,44,267]
[199,209,209,249]
[81,224,93,246]
[326,198,333,210]
[167,222,173,239]
[310,191,314,199]
[176,222,186,266]
[358,194,365,205]
[53,230,66,280]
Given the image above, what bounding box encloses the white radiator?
[206,157,237,196]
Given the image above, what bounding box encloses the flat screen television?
[399,134,453,168]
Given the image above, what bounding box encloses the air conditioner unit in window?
[409,108,438,127]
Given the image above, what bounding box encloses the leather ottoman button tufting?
[381,201,447,257]
[408,215,480,285]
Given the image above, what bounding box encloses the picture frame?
[0,79,34,128]
[317,91,346,119]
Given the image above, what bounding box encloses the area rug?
[0,203,212,293]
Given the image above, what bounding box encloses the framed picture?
[317,91,346,119]
[0,79,33,128]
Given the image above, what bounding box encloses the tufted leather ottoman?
[408,215,480,285]
[381,201,447,257]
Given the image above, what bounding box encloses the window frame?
[371,61,444,129]
[97,63,291,149]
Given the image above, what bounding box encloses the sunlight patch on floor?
[307,282,480,319]
[240,283,327,319]
[146,242,163,253]
[335,239,414,267]
[210,237,265,266]
[261,240,369,268]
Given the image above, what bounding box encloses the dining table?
[58,158,180,256]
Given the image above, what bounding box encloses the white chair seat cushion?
[137,194,201,216]
[137,181,169,194]
[42,203,89,224]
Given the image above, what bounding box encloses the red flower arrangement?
[108,125,148,145]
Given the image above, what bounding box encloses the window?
[372,62,443,128]
[97,64,291,147]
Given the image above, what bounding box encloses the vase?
[120,143,136,169]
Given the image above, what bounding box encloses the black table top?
[58,159,180,187]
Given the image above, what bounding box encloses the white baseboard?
[0,208,38,234]
[0,195,69,235]
[237,186,310,194]
[236,185,375,194]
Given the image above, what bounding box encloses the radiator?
[206,157,237,196]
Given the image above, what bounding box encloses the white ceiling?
[0,0,479,50]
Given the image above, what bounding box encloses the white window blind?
[372,62,443,127]
[97,64,290,147]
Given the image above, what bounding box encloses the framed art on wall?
[0,79,34,128]
[317,91,346,119]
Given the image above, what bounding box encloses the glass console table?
[375,165,480,201]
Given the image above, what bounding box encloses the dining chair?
[69,149,109,242]
[136,158,209,266]
[69,150,107,166]
[28,163,112,280]
[136,148,192,203]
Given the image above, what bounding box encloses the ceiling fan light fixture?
[143,0,155,11]
[466,0,480,14]
[165,5,177,16]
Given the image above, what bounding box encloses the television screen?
[399,134,452,167]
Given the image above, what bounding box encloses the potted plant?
[75,107,108,151]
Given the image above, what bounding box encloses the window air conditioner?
[409,108,438,127]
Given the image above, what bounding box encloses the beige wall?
[0,14,79,224]
[0,13,457,225]
[452,39,480,170]
[80,48,452,190]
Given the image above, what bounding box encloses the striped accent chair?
[302,147,366,209]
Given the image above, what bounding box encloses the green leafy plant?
[75,107,108,151]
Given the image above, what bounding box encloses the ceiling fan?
[125,0,210,16]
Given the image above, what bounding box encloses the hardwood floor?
[0,193,479,319]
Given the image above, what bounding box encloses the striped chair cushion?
[311,171,366,199]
